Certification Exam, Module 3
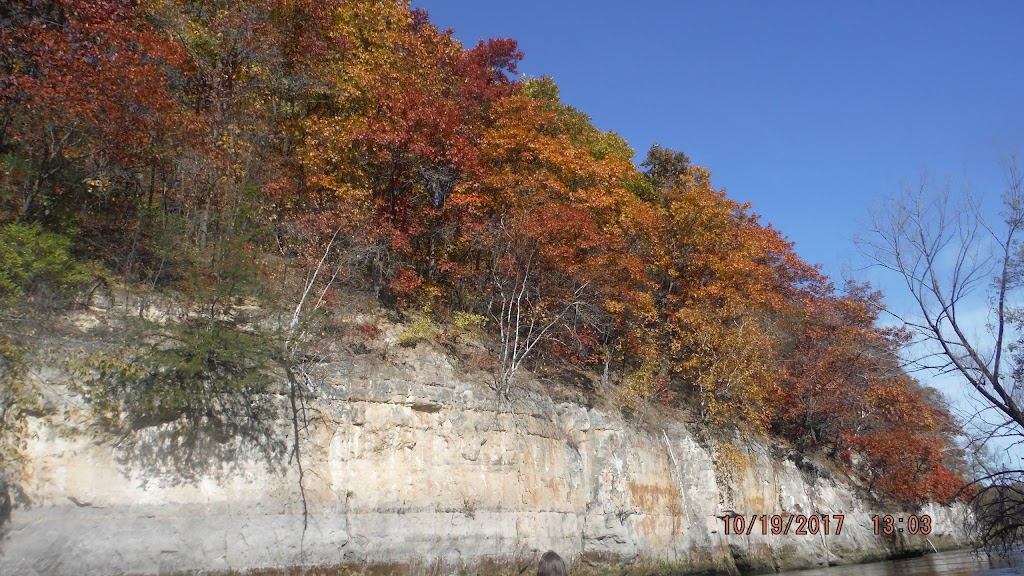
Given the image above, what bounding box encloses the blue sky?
[413,1,1024,458]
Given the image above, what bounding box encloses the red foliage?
[353,323,381,340]
[2,0,195,214]
[776,285,968,504]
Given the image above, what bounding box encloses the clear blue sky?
[413,0,1024,284]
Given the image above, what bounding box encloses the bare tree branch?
[861,160,1024,551]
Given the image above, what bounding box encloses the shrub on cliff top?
[70,317,278,439]
[0,222,88,306]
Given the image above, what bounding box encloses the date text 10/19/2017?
[720,514,933,536]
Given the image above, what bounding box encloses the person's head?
[538,550,567,576]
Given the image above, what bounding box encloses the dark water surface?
[777,549,1024,576]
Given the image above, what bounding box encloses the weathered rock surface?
[0,336,970,575]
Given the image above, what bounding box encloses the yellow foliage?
[453,311,487,331]
[674,307,778,429]
[396,306,438,347]
[714,442,751,480]
[616,359,670,419]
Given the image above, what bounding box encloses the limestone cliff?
[0,309,969,576]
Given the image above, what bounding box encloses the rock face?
[1,339,969,575]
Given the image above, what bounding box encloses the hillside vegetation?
[1,0,968,506]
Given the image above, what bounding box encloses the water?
[778,549,1024,576]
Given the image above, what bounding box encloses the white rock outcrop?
[0,340,969,575]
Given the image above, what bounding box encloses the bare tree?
[861,160,1024,550]
[278,227,346,536]
[487,224,594,397]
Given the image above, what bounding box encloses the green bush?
[71,318,276,434]
[0,222,87,305]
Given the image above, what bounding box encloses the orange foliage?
[778,283,967,504]
[459,92,651,370]
[635,157,824,425]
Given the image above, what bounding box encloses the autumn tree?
[136,0,348,267]
[294,3,521,301]
[844,380,965,504]
[775,283,895,450]
[459,88,649,392]
[1,0,185,195]
[774,281,965,503]
[0,0,225,288]
[633,145,822,426]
